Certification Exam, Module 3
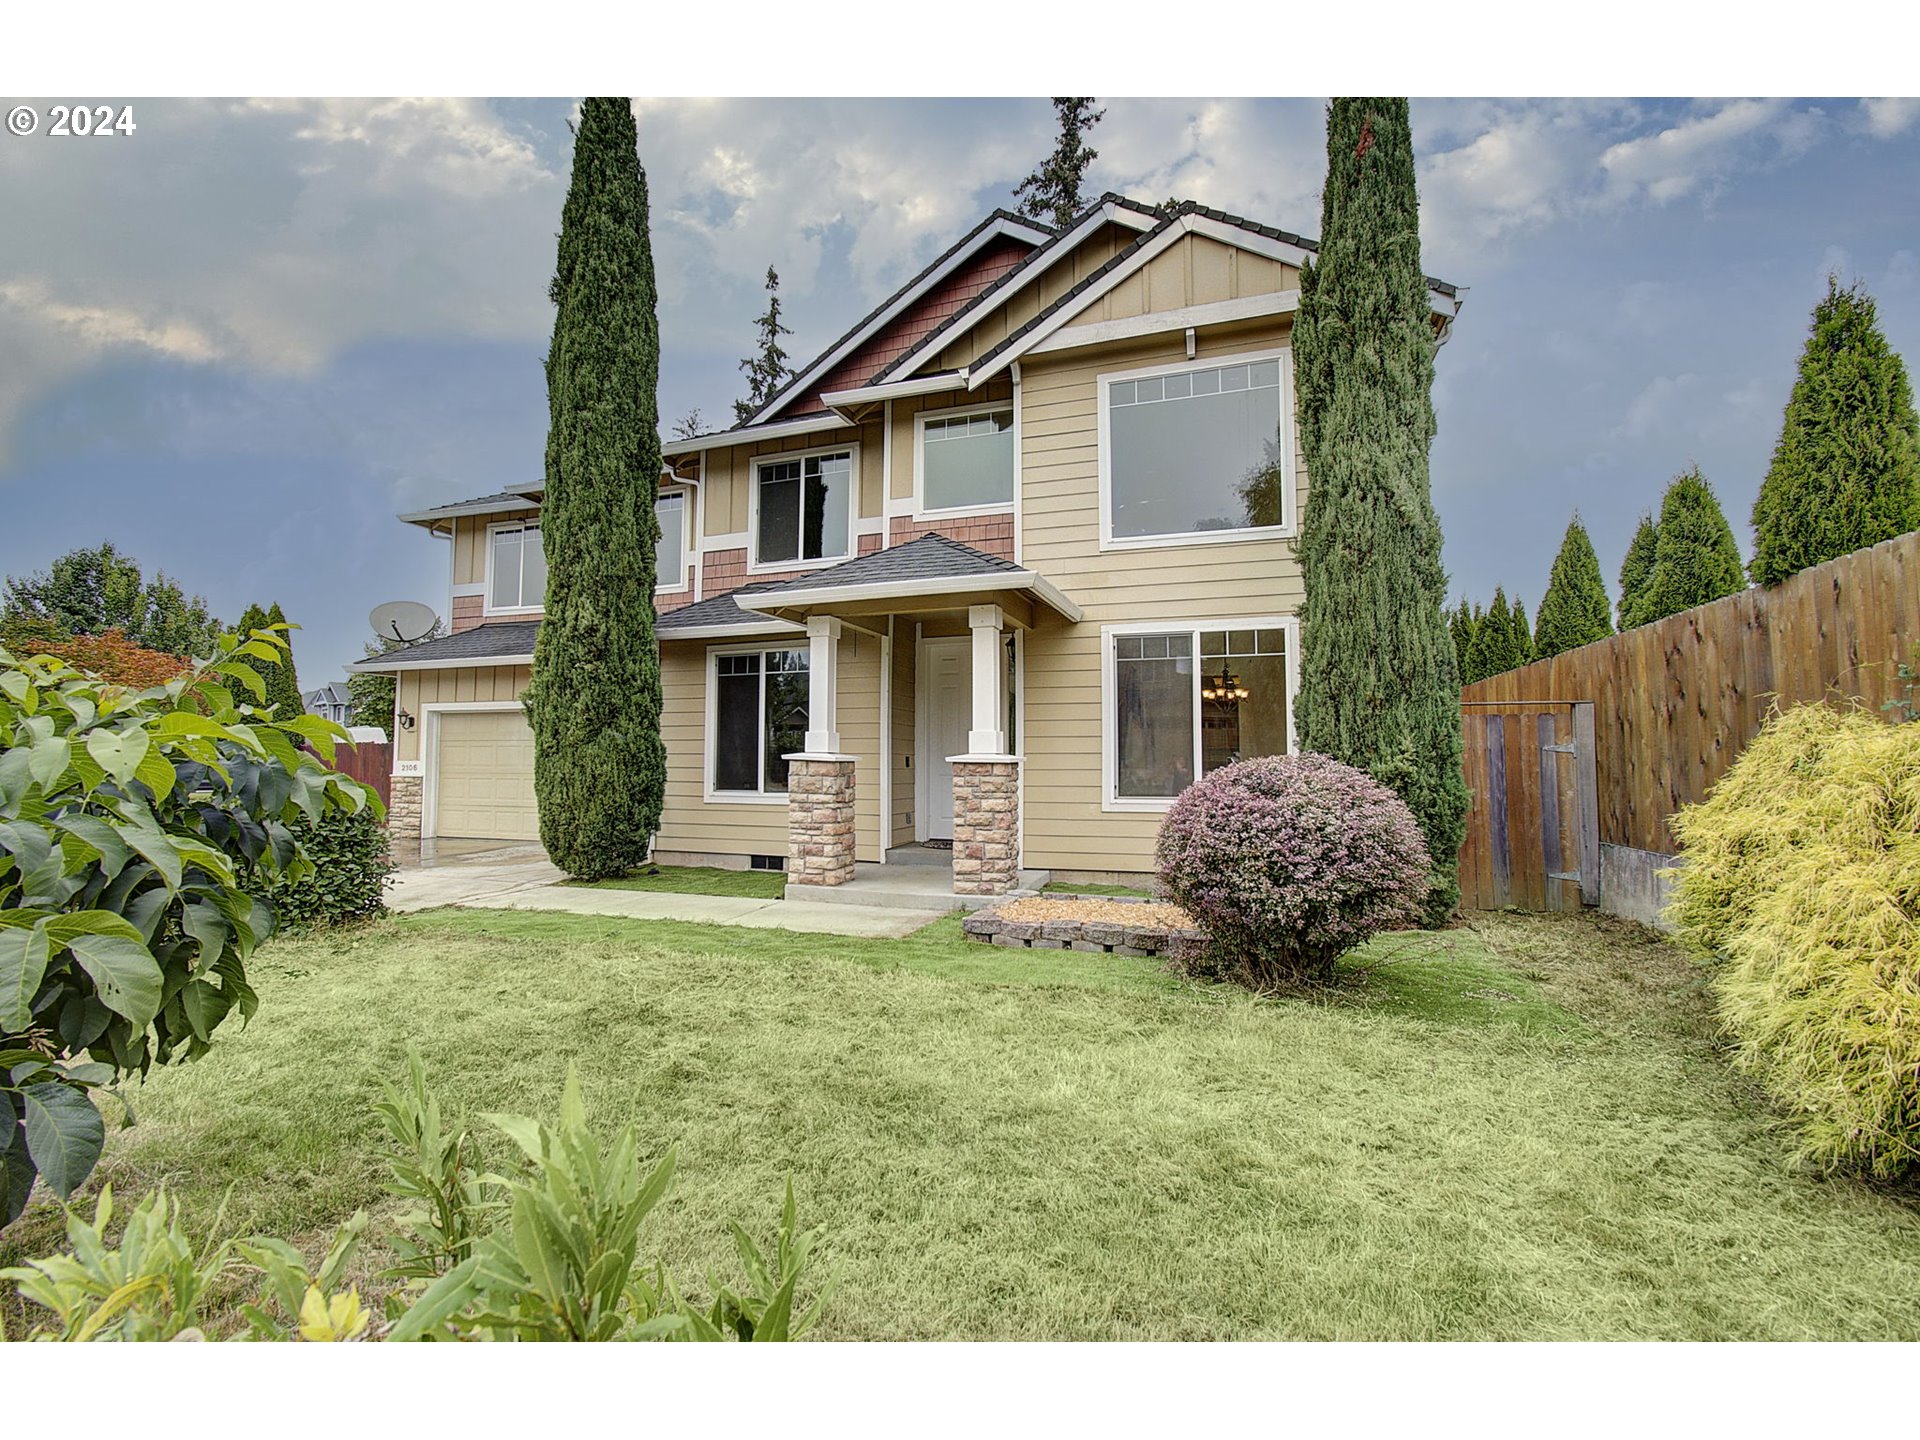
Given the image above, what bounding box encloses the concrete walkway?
[387,847,946,939]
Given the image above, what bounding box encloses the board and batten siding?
[931,223,1135,373]
[698,418,884,540]
[1016,314,1306,876]
[393,664,534,766]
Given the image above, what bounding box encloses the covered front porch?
[731,533,1081,900]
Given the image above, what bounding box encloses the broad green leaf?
[21,1081,104,1198]
[86,727,151,787]
[65,933,164,1026]
[388,1255,482,1341]
[119,820,183,892]
[181,901,227,968]
[214,662,266,702]
[180,979,232,1041]
[49,814,133,880]
[41,909,148,946]
[150,712,241,742]
[0,922,51,1031]
[133,745,176,802]
[28,736,70,790]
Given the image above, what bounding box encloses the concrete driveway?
[387,843,945,939]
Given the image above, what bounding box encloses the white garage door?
[434,709,539,840]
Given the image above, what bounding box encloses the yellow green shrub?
[1668,703,1920,1176]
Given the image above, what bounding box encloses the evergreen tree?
[1448,599,1476,678]
[1465,588,1528,680]
[733,267,794,425]
[1533,515,1614,659]
[262,602,304,718]
[1750,276,1920,585]
[228,602,273,705]
[529,96,666,880]
[672,407,706,440]
[1012,98,1105,229]
[1294,98,1468,925]
[1617,514,1659,629]
[348,620,446,731]
[1509,596,1534,667]
[2,541,222,656]
[1635,466,1747,624]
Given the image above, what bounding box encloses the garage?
[433,708,539,840]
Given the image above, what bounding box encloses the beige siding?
[697,418,882,540]
[1016,316,1304,876]
[451,511,541,589]
[882,377,1017,504]
[394,664,534,765]
[889,624,915,844]
[1061,233,1299,330]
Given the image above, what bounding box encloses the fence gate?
[1457,700,1598,912]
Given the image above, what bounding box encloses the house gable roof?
[349,620,541,672]
[747,532,1023,595]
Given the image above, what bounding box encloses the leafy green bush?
[2,632,378,1225]
[3,1056,830,1341]
[1668,703,1920,1176]
[251,807,393,930]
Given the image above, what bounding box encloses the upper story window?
[754,449,852,568]
[918,406,1014,513]
[488,522,547,612]
[656,491,686,591]
[1100,352,1291,547]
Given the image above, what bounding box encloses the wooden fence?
[330,738,392,809]
[1458,701,1599,911]
[1461,528,1920,857]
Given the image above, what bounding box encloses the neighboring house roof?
[304,682,352,709]
[349,620,541,672]
[741,209,1053,428]
[398,489,546,528]
[736,533,1082,623]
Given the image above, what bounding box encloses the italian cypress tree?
[1635,466,1746,624]
[262,601,304,718]
[1448,600,1476,678]
[1750,276,1920,585]
[1294,98,1468,925]
[1533,516,1613,659]
[529,97,665,880]
[1617,514,1659,629]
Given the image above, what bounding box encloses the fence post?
[1572,702,1600,907]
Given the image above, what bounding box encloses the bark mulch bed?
[961,894,1206,959]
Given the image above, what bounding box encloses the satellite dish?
[370,600,440,645]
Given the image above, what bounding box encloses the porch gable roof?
[734,533,1082,624]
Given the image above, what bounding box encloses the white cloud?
[1613,373,1702,442]
[1598,99,1810,205]
[1860,97,1920,139]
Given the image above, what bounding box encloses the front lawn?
[566,863,787,900]
[7,908,1919,1339]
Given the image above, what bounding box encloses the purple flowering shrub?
[1154,753,1431,985]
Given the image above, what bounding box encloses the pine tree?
[1635,466,1747,624]
[733,267,794,425]
[261,601,304,718]
[1533,515,1614,659]
[1012,98,1105,230]
[1294,98,1468,925]
[529,96,666,880]
[1448,600,1476,678]
[1750,276,1920,585]
[1617,514,1659,629]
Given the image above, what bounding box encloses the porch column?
[952,603,1020,897]
[804,615,842,755]
[788,614,854,886]
[966,604,1007,756]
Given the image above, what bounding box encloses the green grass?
[1043,879,1155,897]
[565,863,787,900]
[7,908,1920,1339]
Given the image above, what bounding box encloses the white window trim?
[655,488,690,596]
[703,640,810,805]
[1099,615,1301,813]
[912,399,1016,521]
[419,700,529,841]
[482,519,546,616]
[1095,347,1296,554]
[747,442,861,574]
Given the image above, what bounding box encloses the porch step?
[784,864,1052,913]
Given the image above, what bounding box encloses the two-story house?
[357,194,1463,895]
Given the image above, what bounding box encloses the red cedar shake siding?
[451,594,485,633]
[788,236,1032,415]
[890,511,1014,561]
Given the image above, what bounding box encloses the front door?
[917,636,972,841]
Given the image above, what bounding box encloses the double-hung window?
[655,491,686,591]
[711,647,810,797]
[1108,622,1294,805]
[488,522,547,612]
[1101,353,1290,545]
[754,450,852,567]
[918,406,1014,512]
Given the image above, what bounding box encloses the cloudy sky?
[3,95,1917,683]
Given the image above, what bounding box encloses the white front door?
[917,637,972,841]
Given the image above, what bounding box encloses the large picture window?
[1103,355,1289,544]
[711,648,809,796]
[919,406,1014,512]
[656,491,686,590]
[488,523,547,611]
[755,450,852,567]
[1110,623,1292,803]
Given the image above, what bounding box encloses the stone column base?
[787,756,856,886]
[389,774,423,844]
[951,757,1020,896]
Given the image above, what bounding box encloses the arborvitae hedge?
[1750,276,1920,586]
[529,97,667,880]
[1617,515,1659,630]
[1634,467,1746,626]
[1533,516,1613,659]
[1465,586,1530,680]
[1293,98,1468,925]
